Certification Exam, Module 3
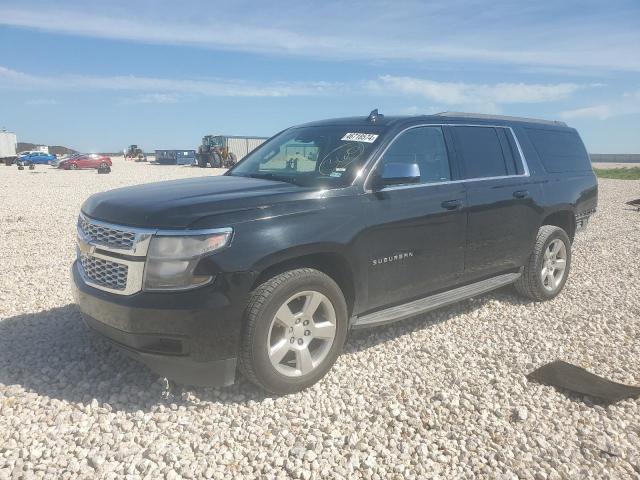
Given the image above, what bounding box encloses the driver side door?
[362,126,468,311]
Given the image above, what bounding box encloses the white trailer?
[0,130,18,165]
[34,145,49,154]
[225,136,268,160]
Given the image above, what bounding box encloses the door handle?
[513,190,529,199]
[441,199,462,210]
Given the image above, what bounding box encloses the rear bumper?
[71,261,254,386]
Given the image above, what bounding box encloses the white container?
[226,136,268,160]
[0,131,17,159]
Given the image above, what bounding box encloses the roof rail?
[433,111,567,127]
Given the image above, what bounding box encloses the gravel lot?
[1,160,639,479]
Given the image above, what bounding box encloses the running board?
[352,272,521,329]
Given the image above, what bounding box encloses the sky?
[0,0,639,153]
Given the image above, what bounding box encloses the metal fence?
[590,154,640,163]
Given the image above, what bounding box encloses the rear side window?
[526,128,590,173]
[452,126,510,179]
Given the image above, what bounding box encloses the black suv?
[72,111,598,393]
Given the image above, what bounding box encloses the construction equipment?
[124,144,147,162]
[196,135,267,168]
[155,150,196,165]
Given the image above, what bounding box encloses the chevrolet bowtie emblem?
[78,237,96,255]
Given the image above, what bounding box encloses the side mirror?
[372,162,421,189]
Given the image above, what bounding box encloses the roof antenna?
[367,109,382,123]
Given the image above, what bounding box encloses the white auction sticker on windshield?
[341,132,379,143]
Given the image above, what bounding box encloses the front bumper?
[71,261,254,386]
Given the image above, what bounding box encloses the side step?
[352,272,521,329]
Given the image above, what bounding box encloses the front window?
[380,126,451,184]
[227,126,384,188]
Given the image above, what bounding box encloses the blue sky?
[0,0,639,153]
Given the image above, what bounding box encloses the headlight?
[143,228,232,291]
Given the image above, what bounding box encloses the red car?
[60,154,112,170]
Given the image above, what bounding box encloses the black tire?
[211,152,222,168]
[69,163,78,170]
[225,152,237,168]
[196,155,207,168]
[515,225,572,301]
[239,268,348,394]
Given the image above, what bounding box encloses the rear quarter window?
[526,128,590,173]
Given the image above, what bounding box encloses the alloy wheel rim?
[267,290,337,377]
[541,238,567,292]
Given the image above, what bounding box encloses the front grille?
[78,215,136,249]
[79,254,128,291]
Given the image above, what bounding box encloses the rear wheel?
[239,268,348,394]
[69,163,78,170]
[515,225,571,301]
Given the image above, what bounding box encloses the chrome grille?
[79,254,128,291]
[78,215,136,249]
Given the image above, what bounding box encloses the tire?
[99,162,107,169]
[239,268,348,394]
[69,163,78,170]
[515,225,572,301]
[225,152,237,168]
[211,152,222,168]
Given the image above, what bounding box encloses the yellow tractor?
[196,135,237,168]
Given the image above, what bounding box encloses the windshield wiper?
[242,172,302,186]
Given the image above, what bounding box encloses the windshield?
[227,126,384,188]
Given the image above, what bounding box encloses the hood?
[82,175,314,228]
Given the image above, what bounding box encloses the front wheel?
[515,225,571,301]
[69,163,78,170]
[239,268,348,394]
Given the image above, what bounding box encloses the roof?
[433,112,567,127]
[296,111,568,129]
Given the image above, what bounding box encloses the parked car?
[16,151,56,166]
[50,153,78,167]
[59,154,112,170]
[71,111,598,394]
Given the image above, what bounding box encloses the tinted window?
[526,128,590,173]
[453,126,508,179]
[229,126,383,188]
[382,126,451,183]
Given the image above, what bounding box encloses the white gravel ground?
[1,160,639,479]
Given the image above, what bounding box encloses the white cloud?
[2,65,593,114]
[559,105,615,120]
[369,76,584,111]
[560,90,640,120]
[0,66,342,97]
[1,2,639,71]
[119,93,182,105]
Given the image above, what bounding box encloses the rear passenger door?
[450,125,539,281]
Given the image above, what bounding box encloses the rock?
[513,406,529,422]
[0,167,637,480]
